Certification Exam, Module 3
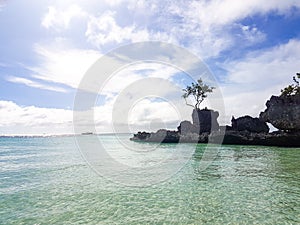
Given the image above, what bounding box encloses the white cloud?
[38,0,300,59]
[224,39,300,86]
[5,36,298,134]
[85,11,147,46]
[219,39,300,123]
[100,63,180,96]
[39,0,300,59]
[28,44,101,89]
[6,76,68,93]
[180,0,300,29]
[128,98,181,132]
[159,0,300,57]
[238,24,266,45]
[0,96,188,135]
[42,5,86,30]
[4,0,300,134]
[102,0,127,7]
[26,41,201,94]
[0,101,73,135]
[130,99,181,123]
[85,10,176,48]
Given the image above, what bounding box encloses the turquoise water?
[1,135,300,224]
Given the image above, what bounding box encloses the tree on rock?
[182,79,215,109]
[281,73,300,96]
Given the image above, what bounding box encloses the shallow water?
[1,135,300,224]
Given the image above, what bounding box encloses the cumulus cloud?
[39,0,300,58]
[0,96,188,135]
[148,0,300,57]
[28,44,101,89]
[177,0,300,29]
[102,0,129,7]
[238,24,266,45]
[85,10,176,48]
[219,39,300,122]
[4,0,300,134]
[127,98,182,132]
[42,5,86,30]
[224,39,300,87]
[0,101,73,135]
[25,41,202,95]
[85,11,149,46]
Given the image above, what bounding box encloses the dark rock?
[177,120,199,135]
[149,129,179,143]
[220,130,300,147]
[260,95,300,131]
[131,103,300,147]
[132,131,151,140]
[130,129,179,143]
[131,129,300,147]
[219,125,233,131]
[192,108,219,133]
[231,115,269,133]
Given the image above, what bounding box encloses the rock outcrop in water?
[259,95,300,131]
[131,94,300,147]
[177,109,219,135]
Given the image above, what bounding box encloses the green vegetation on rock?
[182,79,214,109]
[281,73,300,96]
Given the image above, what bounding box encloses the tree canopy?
[182,79,214,109]
[281,73,300,96]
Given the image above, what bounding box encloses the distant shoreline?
[0,133,133,138]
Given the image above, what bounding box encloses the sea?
[1,134,300,224]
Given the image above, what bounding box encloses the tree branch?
[184,97,195,108]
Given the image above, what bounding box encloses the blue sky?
[0,0,300,135]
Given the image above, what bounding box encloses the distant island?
[81,132,94,135]
[131,73,300,147]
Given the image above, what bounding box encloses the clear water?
[1,135,300,224]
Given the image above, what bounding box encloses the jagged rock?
[260,95,300,131]
[192,108,219,133]
[131,129,300,147]
[177,120,199,135]
[221,130,300,147]
[149,129,179,143]
[131,129,180,143]
[132,131,151,140]
[130,102,300,147]
[231,115,269,133]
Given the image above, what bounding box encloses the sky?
[0,0,300,135]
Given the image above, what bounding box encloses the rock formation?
[132,129,179,143]
[192,108,219,133]
[231,115,269,133]
[131,94,300,147]
[177,121,199,135]
[260,95,300,131]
